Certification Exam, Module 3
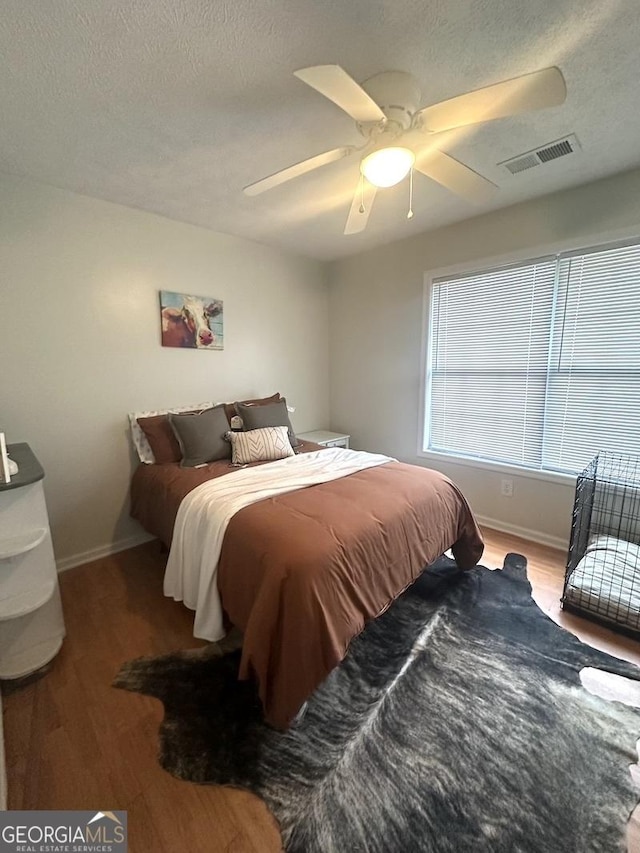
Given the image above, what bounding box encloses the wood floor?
[3,529,640,852]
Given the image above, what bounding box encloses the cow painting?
[160,291,224,350]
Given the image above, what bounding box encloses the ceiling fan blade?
[294,65,386,124]
[417,67,567,133]
[415,149,497,204]
[344,179,378,235]
[243,147,353,196]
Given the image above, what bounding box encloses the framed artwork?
[159,291,224,350]
[0,433,11,484]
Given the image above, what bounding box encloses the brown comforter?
[131,444,483,728]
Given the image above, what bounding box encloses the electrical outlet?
[501,478,514,497]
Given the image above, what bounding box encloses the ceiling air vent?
[500,134,580,175]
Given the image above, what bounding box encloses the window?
[424,240,640,475]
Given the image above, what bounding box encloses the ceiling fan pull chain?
[359,173,365,214]
[407,167,414,220]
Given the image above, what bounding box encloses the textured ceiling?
[1,0,639,260]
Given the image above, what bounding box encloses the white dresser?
[0,443,66,680]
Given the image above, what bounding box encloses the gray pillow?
[170,405,231,467]
[236,398,299,447]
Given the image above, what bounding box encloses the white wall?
[0,173,330,568]
[328,167,640,549]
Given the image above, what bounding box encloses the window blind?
[425,240,640,474]
[544,243,640,472]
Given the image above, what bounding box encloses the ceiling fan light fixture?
[360,146,415,188]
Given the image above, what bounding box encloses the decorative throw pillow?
[170,405,231,467]
[129,402,214,463]
[136,415,184,464]
[236,398,299,447]
[223,392,281,427]
[226,426,295,465]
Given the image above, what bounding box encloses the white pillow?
[128,402,214,463]
[227,426,295,466]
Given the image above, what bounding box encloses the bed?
[130,437,483,729]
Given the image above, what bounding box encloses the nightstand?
[298,430,350,449]
[0,443,66,679]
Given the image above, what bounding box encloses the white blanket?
[164,447,394,640]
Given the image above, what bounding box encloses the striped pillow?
[227,426,294,465]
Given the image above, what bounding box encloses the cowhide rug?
[114,554,640,852]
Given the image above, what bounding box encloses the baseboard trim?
[56,532,156,573]
[476,514,568,553]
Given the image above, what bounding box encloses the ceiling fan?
[243,64,567,235]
